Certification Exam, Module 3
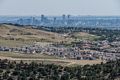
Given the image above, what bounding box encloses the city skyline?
[0,0,120,16]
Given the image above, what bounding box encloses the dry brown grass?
[0,52,103,66]
[71,32,100,41]
[0,24,70,47]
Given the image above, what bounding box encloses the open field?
[0,39,32,47]
[0,24,68,47]
[0,51,59,59]
[0,24,100,47]
[71,32,100,41]
[0,52,104,66]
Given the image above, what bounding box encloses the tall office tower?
[53,17,56,23]
[62,14,66,25]
[67,15,70,19]
[67,15,70,25]
[31,17,36,25]
[62,14,66,21]
[41,14,45,22]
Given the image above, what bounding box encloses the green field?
[71,32,100,41]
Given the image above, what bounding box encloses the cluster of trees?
[0,59,120,80]
[37,27,120,42]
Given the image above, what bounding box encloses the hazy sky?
[0,0,120,16]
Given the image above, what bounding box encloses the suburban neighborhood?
[0,39,120,61]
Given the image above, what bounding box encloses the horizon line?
[1,15,120,17]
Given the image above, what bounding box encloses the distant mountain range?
[0,16,120,28]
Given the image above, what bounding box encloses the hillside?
[70,32,100,41]
[0,24,67,47]
[0,24,100,47]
